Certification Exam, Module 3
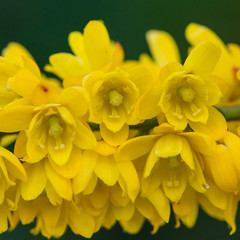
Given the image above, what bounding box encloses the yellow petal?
[155,134,182,158]
[143,144,159,178]
[147,188,170,223]
[180,131,216,155]
[14,130,27,158]
[68,31,87,59]
[223,131,240,175]
[21,162,47,200]
[45,53,87,79]
[112,201,135,221]
[69,204,95,238]
[2,42,32,67]
[136,86,161,120]
[8,69,39,100]
[49,147,82,179]
[119,210,144,234]
[146,30,180,67]
[165,109,188,130]
[117,161,139,202]
[205,144,239,192]
[0,146,26,181]
[159,62,184,84]
[160,159,187,202]
[116,135,158,162]
[47,127,73,166]
[83,20,111,69]
[184,42,221,76]
[72,150,98,194]
[0,105,34,132]
[100,123,129,146]
[101,105,126,132]
[59,87,89,118]
[128,65,153,95]
[180,137,195,170]
[189,107,227,141]
[204,178,227,210]
[94,141,117,156]
[45,182,62,206]
[26,127,47,163]
[45,159,72,200]
[74,120,97,149]
[95,155,119,186]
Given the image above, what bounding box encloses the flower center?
[177,87,196,102]
[48,115,65,150]
[108,90,123,107]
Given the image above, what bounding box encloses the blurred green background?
[1,0,240,239]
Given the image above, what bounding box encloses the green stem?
[215,105,240,121]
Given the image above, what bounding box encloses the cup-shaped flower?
[82,66,153,145]
[117,124,215,204]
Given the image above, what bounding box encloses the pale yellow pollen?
[167,156,180,187]
[48,115,65,150]
[202,183,210,190]
[38,131,47,149]
[178,86,196,102]
[108,90,123,107]
[173,105,183,119]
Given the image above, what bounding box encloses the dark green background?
[1,0,240,239]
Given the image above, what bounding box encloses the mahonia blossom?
[0,20,240,238]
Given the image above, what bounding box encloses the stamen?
[190,103,202,116]
[38,131,46,149]
[173,105,183,119]
[178,86,196,102]
[48,115,65,150]
[167,156,180,187]
[108,90,123,107]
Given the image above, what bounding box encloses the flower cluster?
[0,21,240,238]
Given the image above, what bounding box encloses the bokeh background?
[1,0,240,239]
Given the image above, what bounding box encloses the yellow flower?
[82,65,153,145]
[117,124,215,223]
[45,20,124,87]
[0,58,96,165]
[0,42,32,107]
[73,140,139,202]
[0,146,26,233]
[185,23,240,105]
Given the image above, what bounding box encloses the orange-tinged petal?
[95,155,119,186]
[100,123,129,146]
[146,30,180,67]
[21,162,47,200]
[147,188,170,223]
[184,42,221,76]
[84,20,111,70]
[0,105,34,132]
[205,144,239,192]
[117,161,139,202]
[72,150,98,194]
[45,159,72,200]
[155,134,182,158]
